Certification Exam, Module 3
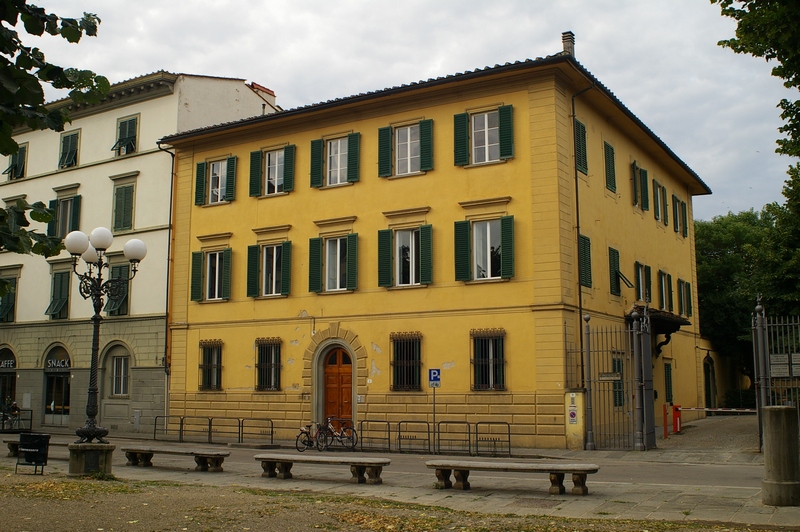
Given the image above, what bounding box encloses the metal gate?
[752,303,800,443]
[584,311,656,451]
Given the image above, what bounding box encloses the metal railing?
[396,420,431,453]
[153,415,274,445]
[435,421,470,455]
[358,419,391,452]
[474,421,511,457]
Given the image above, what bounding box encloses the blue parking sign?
[429,369,441,388]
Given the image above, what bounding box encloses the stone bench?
[254,452,391,484]
[4,438,69,458]
[120,446,230,472]
[425,459,599,495]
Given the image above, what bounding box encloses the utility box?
[16,433,50,474]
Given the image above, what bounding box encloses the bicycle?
[316,417,358,451]
[295,422,328,452]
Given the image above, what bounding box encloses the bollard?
[762,406,800,506]
[672,405,681,434]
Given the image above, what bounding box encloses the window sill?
[197,298,229,304]
[317,289,355,295]
[387,170,427,180]
[255,294,288,300]
[107,395,130,400]
[201,200,231,208]
[461,158,509,169]
[257,191,290,199]
[254,388,281,393]
[463,277,510,285]
[317,182,355,190]
[387,283,428,291]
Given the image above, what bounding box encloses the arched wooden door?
[324,348,352,422]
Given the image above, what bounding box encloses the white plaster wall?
[176,76,273,133]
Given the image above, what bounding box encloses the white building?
[0,71,277,434]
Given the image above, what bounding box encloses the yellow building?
[161,34,711,450]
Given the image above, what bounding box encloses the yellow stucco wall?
[165,60,707,448]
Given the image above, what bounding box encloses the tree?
[695,210,773,378]
[0,1,110,295]
[711,0,800,157]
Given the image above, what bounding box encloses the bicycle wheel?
[340,427,357,450]
[316,429,332,451]
[296,432,312,452]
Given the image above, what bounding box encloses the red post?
[663,403,669,439]
[673,405,682,434]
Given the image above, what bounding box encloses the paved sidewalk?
[8,415,800,529]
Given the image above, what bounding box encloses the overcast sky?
[29,0,799,221]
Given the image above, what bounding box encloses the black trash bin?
[16,433,50,474]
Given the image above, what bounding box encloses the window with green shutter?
[672,194,679,233]
[604,142,616,191]
[379,120,434,178]
[667,273,674,311]
[639,168,649,210]
[59,131,79,168]
[379,225,433,288]
[3,144,26,179]
[453,113,470,166]
[308,237,323,293]
[113,184,134,232]
[664,362,674,403]
[609,247,621,296]
[653,180,661,221]
[455,107,513,167]
[48,195,81,238]
[104,264,129,316]
[578,234,592,288]
[661,186,669,226]
[193,249,231,301]
[454,220,471,281]
[45,271,70,319]
[456,217,514,282]
[248,241,292,297]
[112,116,137,156]
[575,119,587,174]
[631,161,650,210]
[680,201,688,237]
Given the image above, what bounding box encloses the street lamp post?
[64,227,146,444]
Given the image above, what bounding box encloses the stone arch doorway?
[43,346,71,426]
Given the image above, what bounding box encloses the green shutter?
[672,195,679,232]
[378,127,393,177]
[653,180,660,220]
[578,234,592,288]
[249,150,263,197]
[280,241,292,296]
[662,187,669,225]
[47,199,58,236]
[454,220,471,281]
[191,251,204,301]
[377,229,393,287]
[658,270,665,309]
[346,132,360,183]
[346,233,358,290]
[113,185,133,231]
[665,363,674,403]
[609,247,620,296]
[640,169,649,210]
[500,215,514,279]
[283,144,295,192]
[225,156,237,201]
[498,105,513,160]
[221,248,232,300]
[631,161,639,206]
[667,273,674,311]
[635,261,642,300]
[678,279,685,315]
[574,119,587,174]
[686,282,692,316]
[604,142,616,192]
[310,139,323,188]
[645,265,652,304]
[420,224,433,285]
[69,195,81,232]
[419,119,433,171]
[104,265,129,314]
[0,278,15,319]
[195,162,207,205]
[681,201,688,237]
[453,113,469,166]
[247,245,260,297]
[308,237,322,292]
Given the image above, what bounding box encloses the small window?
[199,342,222,391]
[249,145,295,197]
[391,333,421,391]
[112,184,134,232]
[45,271,70,320]
[112,356,129,396]
[195,157,237,206]
[634,262,651,303]
[310,134,360,187]
[378,226,433,288]
[256,339,280,391]
[59,131,79,169]
[190,249,232,302]
[578,234,592,288]
[112,116,137,156]
[658,271,674,312]
[308,234,358,293]
[677,278,693,317]
[0,278,17,323]
[471,330,505,391]
[454,105,513,166]
[454,217,514,282]
[631,161,649,210]
[48,195,82,239]
[603,142,615,191]
[3,144,26,180]
[104,264,129,316]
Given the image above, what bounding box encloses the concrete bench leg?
[276,461,293,479]
[206,457,225,473]
[453,469,471,490]
[7,442,19,458]
[433,468,452,489]
[571,473,589,495]
[365,466,383,485]
[129,452,153,467]
[124,451,140,466]
[260,460,278,478]
[350,465,367,484]
[549,472,566,495]
[194,456,209,472]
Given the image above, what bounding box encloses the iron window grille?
[471,328,506,391]
[255,338,281,391]
[199,340,223,391]
[390,332,422,391]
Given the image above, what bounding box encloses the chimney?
[562,31,575,56]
